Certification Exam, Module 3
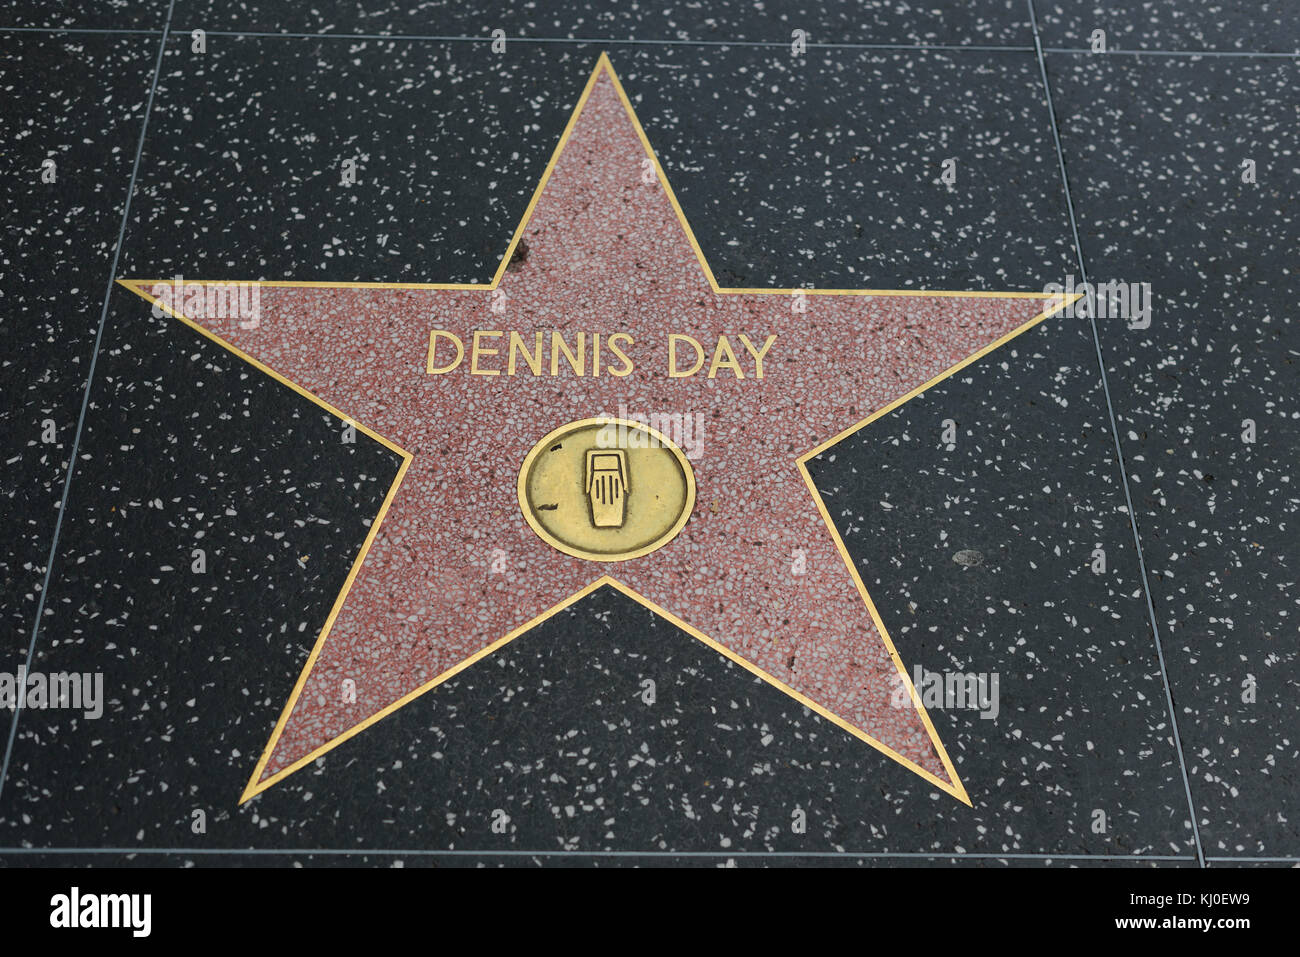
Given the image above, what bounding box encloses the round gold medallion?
[518,417,696,562]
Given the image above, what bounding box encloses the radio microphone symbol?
[585,449,629,528]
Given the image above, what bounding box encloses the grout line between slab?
[0,0,180,804]
[1027,0,1205,868]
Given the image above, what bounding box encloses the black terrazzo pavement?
[166,1,1030,47]
[0,1,170,32]
[1,2,1295,868]
[1047,52,1300,859]
[617,46,1077,291]
[121,41,1078,289]
[0,33,157,674]
[0,551,1192,857]
[121,38,594,282]
[805,309,1195,858]
[1037,1,1300,55]
[0,851,1197,867]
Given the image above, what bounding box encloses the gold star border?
[119,53,1080,807]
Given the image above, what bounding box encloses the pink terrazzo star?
[123,55,1069,804]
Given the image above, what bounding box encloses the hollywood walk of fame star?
[120,54,1074,806]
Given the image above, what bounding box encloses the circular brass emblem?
[518,417,696,562]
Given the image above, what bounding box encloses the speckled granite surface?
[0,33,157,672]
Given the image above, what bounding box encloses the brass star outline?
[120,53,1078,807]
